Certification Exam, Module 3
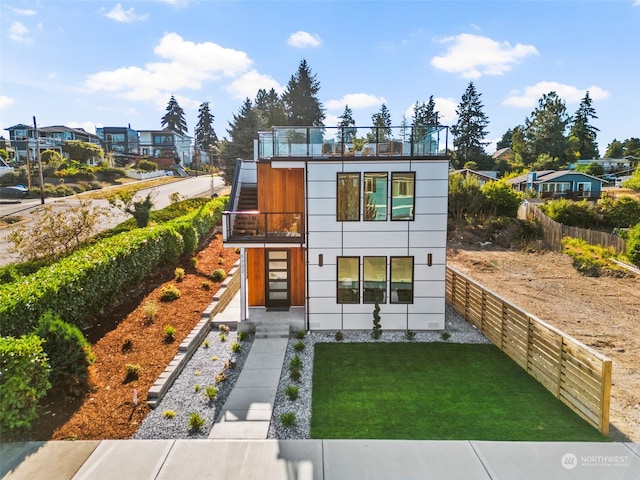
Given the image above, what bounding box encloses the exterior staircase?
[232,184,258,235]
[254,323,290,338]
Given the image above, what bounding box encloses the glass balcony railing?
[222,211,304,243]
[258,125,448,160]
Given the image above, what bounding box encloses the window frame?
[337,256,360,304]
[363,172,388,221]
[390,256,414,304]
[390,172,416,221]
[336,172,361,222]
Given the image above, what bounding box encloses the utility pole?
[33,116,45,204]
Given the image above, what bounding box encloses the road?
[0,175,227,266]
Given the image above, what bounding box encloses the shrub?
[289,367,301,382]
[626,223,640,267]
[204,385,218,401]
[231,341,241,353]
[190,257,199,268]
[215,372,227,383]
[201,281,211,291]
[289,354,302,369]
[280,412,296,427]
[335,330,344,341]
[441,331,451,341]
[293,340,305,352]
[0,335,51,431]
[371,302,382,339]
[174,267,185,282]
[142,300,160,324]
[405,330,416,341]
[295,329,306,340]
[34,311,95,395]
[562,237,618,276]
[217,257,224,265]
[122,337,133,352]
[162,410,176,419]
[160,284,181,302]
[211,269,227,282]
[194,384,201,393]
[224,359,236,370]
[285,384,299,401]
[202,339,210,348]
[219,324,230,334]
[219,333,226,342]
[188,412,205,431]
[164,325,177,341]
[136,159,158,172]
[125,363,141,381]
[238,331,247,342]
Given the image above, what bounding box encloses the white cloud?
[225,70,283,100]
[9,21,33,44]
[7,7,37,15]
[105,4,149,23]
[287,31,322,48]
[325,93,386,110]
[634,1,640,6]
[504,81,611,108]
[156,0,189,7]
[85,33,253,105]
[431,33,538,79]
[0,95,15,110]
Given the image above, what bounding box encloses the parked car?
[0,185,29,199]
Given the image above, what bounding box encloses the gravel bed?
[267,304,490,440]
[134,305,487,439]
[133,327,254,439]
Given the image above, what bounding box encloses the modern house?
[507,170,604,200]
[573,156,636,174]
[4,124,101,164]
[137,129,192,169]
[222,125,450,332]
[96,126,139,163]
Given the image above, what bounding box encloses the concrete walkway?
[2,439,639,479]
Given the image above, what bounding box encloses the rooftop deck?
[258,125,448,160]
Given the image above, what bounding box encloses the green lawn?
[310,342,608,441]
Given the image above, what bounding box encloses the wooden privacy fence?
[446,266,612,435]
[525,202,627,254]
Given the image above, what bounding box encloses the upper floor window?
[337,173,360,221]
[14,130,27,141]
[364,173,387,221]
[391,172,415,221]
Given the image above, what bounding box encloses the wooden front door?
[265,249,290,308]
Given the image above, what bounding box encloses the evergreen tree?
[282,59,325,126]
[511,126,527,166]
[604,139,624,158]
[161,95,188,134]
[623,138,640,158]
[254,88,287,129]
[496,128,513,150]
[369,103,392,142]
[569,91,599,159]
[523,91,570,166]
[412,95,439,127]
[195,102,218,151]
[451,82,490,163]
[219,99,261,184]
[337,105,356,142]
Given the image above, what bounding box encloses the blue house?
[507,170,604,200]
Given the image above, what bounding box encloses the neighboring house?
[223,125,450,331]
[492,147,514,164]
[5,124,101,164]
[573,157,635,173]
[137,129,192,169]
[97,126,139,163]
[507,170,604,200]
[450,168,497,186]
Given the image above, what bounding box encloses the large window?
[391,172,415,220]
[363,257,387,303]
[364,173,387,221]
[337,257,360,303]
[337,173,360,221]
[390,257,414,304]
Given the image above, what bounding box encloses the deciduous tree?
[61,140,104,164]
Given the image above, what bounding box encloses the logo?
[561,453,577,470]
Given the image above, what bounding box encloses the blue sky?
[1,0,639,155]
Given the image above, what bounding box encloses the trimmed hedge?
[0,335,51,431]
[0,198,226,337]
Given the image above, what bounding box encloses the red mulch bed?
[7,234,239,441]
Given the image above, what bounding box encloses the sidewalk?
[2,438,638,479]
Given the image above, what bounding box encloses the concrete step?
[254,324,290,339]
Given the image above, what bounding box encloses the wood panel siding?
[247,247,305,306]
[257,163,305,213]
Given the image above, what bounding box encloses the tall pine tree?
[369,103,392,142]
[218,98,261,184]
[412,96,439,127]
[254,88,287,129]
[282,59,325,126]
[161,95,188,134]
[569,91,599,159]
[195,102,218,151]
[451,82,489,163]
[337,105,356,142]
[523,91,570,166]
